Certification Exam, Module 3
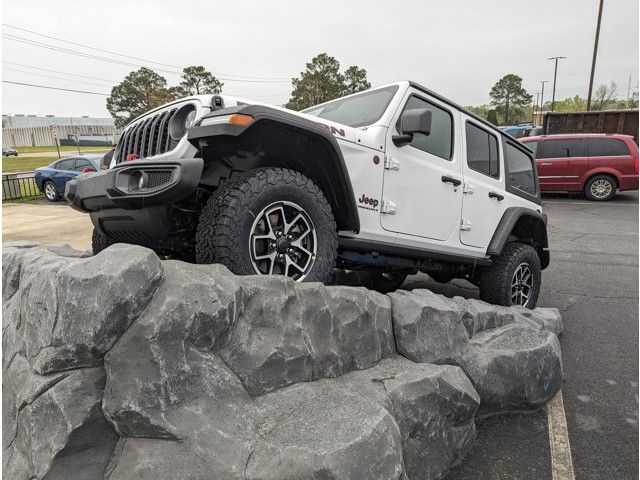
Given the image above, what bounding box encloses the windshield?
[302,85,399,128]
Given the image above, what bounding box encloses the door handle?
[441,175,462,187]
[541,162,552,166]
[488,191,504,201]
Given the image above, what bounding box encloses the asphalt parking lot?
[2,192,638,479]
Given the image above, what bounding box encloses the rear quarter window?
[505,142,537,197]
[588,138,630,157]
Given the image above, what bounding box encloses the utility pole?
[587,0,604,111]
[540,80,549,115]
[532,92,540,125]
[548,56,567,112]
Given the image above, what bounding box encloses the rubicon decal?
[358,194,379,211]
[319,123,346,137]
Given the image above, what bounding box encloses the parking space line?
[547,390,576,480]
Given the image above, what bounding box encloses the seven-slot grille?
[115,107,179,163]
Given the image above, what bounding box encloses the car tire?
[479,242,541,309]
[357,271,407,293]
[43,181,61,202]
[92,229,116,255]
[195,168,337,283]
[584,174,617,201]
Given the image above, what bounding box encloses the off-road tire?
[92,229,116,255]
[195,168,337,283]
[43,181,61,202]
[479,242,541,309]
[584,174,617,201]
[357,271,407,293]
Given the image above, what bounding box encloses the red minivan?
[521,133,639,201]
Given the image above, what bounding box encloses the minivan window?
[524,141,538,156]
[588,138,630,157]
[538,139,585,159]
[505,143,537,195]
[466,122,499,178]
[399,95,453,160]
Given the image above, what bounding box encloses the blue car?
[34,155,101,202]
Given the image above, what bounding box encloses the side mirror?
[392,108,432,146]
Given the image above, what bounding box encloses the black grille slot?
[116,107,179,163]
[146,170,174,189]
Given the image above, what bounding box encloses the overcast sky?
[2,0,638,118]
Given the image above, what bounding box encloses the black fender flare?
[487,207,550,268]
[187,104,360,233]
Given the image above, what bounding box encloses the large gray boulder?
[459,324,563,415]
[219,275,395,395]
[3,361,117,480]
[19,244,163,374]
[247,381,404,480]
[389,289,468,364]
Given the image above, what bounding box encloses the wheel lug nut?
[287,235,293,240]
[278,253,284,259]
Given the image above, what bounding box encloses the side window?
[56,159,75,170]
[539,139,585,159]
[465,122,499,178]
[398,95,453,160]
[588,138,630,156]
[74,159,92,171]
[505,143,537,196]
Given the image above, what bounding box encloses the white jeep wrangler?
[66,81,549,307]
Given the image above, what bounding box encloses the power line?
[3,66,116,88]
[2,80,108,96]
[3,60,121,83]
[3,24,291,82]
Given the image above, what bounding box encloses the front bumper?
[65,157,203,247]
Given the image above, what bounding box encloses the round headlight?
[169,104,197,140]
[184,109,196,130]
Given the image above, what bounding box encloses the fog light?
[128,171,148,191]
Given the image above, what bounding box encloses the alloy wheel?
[511,262,533,307]
[249,201,317,281]
[590,179,612,199]
[44,183,57,200]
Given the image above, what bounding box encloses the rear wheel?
[43,181,60,202]
[479,242,541,308]
[585,174,617,201]
[195,168,337,283]
[357,271,407,293]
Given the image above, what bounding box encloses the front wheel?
[195,168,337,283]
[479,242,541,309]
[43,181,61,202]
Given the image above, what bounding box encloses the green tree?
[285,53,370,110]
[175,65,224,96]
[489,74,532,125]
[343,65,371,95]
[107,67,173,128]
[549,95,587,112]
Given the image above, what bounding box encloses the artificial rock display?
[2,242,564,479]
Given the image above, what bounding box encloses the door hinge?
[462,182,474,194]
[460,219,472,231]
[381,199,397,214]
[384,156,400,170]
